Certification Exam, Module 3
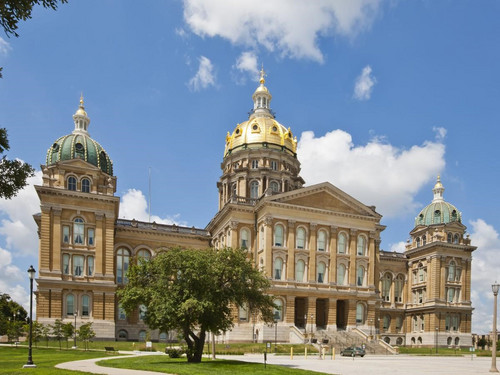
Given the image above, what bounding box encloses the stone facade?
[35,75,476,347]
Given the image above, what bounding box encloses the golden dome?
[74,94,88,117]
[434,175,443,189]
[224,117,297,157]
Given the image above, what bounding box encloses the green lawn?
[99,355,329,375]
[0,346,113,375]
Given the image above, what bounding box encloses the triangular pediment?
[267,182,380,218]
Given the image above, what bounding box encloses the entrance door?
[336,300,346,330]
[316,299,328,329]
[294,297,307,327]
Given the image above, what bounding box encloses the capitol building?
[34,70,476,349]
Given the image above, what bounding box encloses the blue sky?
[0,0,499,333]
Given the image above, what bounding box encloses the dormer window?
[67,176,77,191]
[81,178,91,193]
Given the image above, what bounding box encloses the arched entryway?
[336,300,347,330]
[294,297,307,327]
[316,298,328,329]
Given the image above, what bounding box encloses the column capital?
[229,220,239,230]
[310,223,317,230]
[287,220,296,228]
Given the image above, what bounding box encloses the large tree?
[0,292,27,336]
[118,247,275,363]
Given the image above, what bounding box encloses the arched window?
[447,337,452,346]
[137,249,151,262]
[116,248,130,284]
[73,218,84,245]
[67,176,77,191]
[274,224,284,247]
[274,258,283,280]
[337,233,347,254]
[251,160,259,169]
[394,275,404,303]
[356,303,365,324]
[317,262,326,283]
[382,273,392,302]
[273,299,283,321]
[139,304,147,321]
[250,181,259,199]
[73,255,84,276]
[231,183,237,198]
[99,151,108,172]
[416,237,421,247]
[337,264,346,285]
[138,330,147,342]
[82,295,90,317]
[118,304,126,320]
[81,178,91,193]
[296,227,306,249]
[270,161,278,171]
[422,234,427,246]
[448,261,456,281]
[118,330,128,340]
[453,234,459,244]
[357,235,366,256]
[396,316,403,332]
[356,265,365,286]
[239,302,248,321]
[447,233,452,243]
[159,332,167,341]
[418,264,425,282]
[259,226,265,250]
[240,228,250,249]
[413,316,418,332]
[383,315,391,332]
[317,230,327,251]
[295,259,305,282]
[66,294,74,316]
[270,181,280,193]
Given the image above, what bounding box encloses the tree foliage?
[0,128,35,199]
[0,292,27,336]
[77,322,95,350]
[0,0,67,37]
[61,321,74,349]
[118,247,275,363]
[50,319,64,349]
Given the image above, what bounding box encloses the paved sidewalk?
[56,351,170,375]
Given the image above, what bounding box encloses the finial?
[259,65,266,84]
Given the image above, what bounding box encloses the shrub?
[165,348,184,358]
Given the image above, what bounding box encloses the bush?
[165,348,184,358]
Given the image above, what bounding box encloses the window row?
[67,176,92,193]
[272,225,369,255]
[273,258,368,286]
[250,159,279,171]
[116,248,151,284]
[412,288,426,304]
[381,273,404,303]
[62,218,95,246]
[65,294,91,317]
[447,232,461,244]
[446,287,461,303]
[412,264,427,284]
[117,303,147,321]
[382,315,404,333]
[239,298,283,322]
[63,254,94,277]
[412,314,425,332]
[249,180,281,198]
[446,261,462,282]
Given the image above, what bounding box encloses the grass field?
[0,346,112,375]
[99,355,328,375]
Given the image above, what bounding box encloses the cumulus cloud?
[232,51,259,84]
[119,189,186,226]
[0,246,30,312]
[469,219,500,333]
[188,56,216,91]
[0,37,11,55]
[297,128,446,217]
[0,171,42,256]
[353,65,376,100]
[183,0,382,62]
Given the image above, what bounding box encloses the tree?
[119,247,275,363]
[62,321,74,349]
[77,322,95,351]
[51,319,64,349]
[0,293,27,335]
[39,322,50,347]
[0,128,35,199]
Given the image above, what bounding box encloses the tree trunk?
[184,329,206,363]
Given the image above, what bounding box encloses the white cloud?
[389,241,406,253]
[0,247,30,312]
[353,65,376,100]
[232,51,259,84]
[0,37,11,56]
[0,171,42,256]
[188,56,216,91]
[183,0,382,62]
[297,129,445,217]
[119,188,186,226]
[469,219,500,333]
[433,126,447,141]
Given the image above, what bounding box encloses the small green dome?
[414,176,461,226]
[45,95,113,175]
[46,133,113,175]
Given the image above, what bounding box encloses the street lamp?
[304,314,307,343]
[274,319,277,353]
[23,265,36,369]
[490,282,500,373]
[310,314,314,343]
[435,327,438,354]
[73,314,77,349]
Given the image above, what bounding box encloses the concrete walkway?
[57,351,496,375]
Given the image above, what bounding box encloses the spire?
[250,65,273,120]
[72,93,90,135]
[432,175,445,202]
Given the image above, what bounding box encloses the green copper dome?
[414,176,461,227]
[45,96,113,175]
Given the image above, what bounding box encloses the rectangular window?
[62,226,70,244]
[88,228,95,246]
[270,160,278,170]
[118,305,126,320]
[87,256,94,276]
[63,254,70,275]
[82,296,89,317]
[73,255,84,276]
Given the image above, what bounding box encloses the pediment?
[268,182,380,218]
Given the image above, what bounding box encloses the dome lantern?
[250,67,273,120]
[432,175,444,202]
[72,94,90,135]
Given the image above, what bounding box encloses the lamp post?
[490,282,500,373]
[304,314,307,343]
[73,314,77,349]
[369,319,373,339]
[274,319,277,353]
[435,327,438,354]
[310,314,314,343]
[23,265,36,368]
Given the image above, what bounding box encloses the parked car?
[340,346,366,357]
